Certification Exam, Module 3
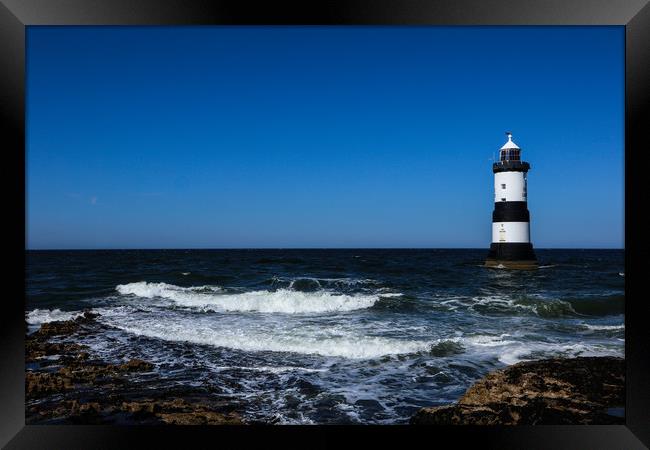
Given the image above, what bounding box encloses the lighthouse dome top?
[500,132,521,150]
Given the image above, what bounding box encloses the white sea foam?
[468,296,535,314]
[463,334,517,347]
[581,323,625,331]
[97,310,432,358]
[117,282,223,297]
[498,342,614,365]
[26,308,84,325]
[467,295,576,317]
[93,300,624,366]
[116,281,380,314]
[212,365,327,374]
[273,276,381,289]
[462,333,621,365]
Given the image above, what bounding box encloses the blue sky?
[27,26,624,249]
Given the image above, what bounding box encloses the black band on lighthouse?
[492,202,530,222]
[492,161,530,173]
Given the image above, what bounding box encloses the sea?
[25,249,625,424]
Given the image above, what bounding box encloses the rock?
[118,397,244,424]
[117,359,154,372]
[117,398,244,424]
[47,358,152,385]
[411,356,624,425]
[70,400,102,416]
[121,400,161,416]
[25,340,86,361]
[76,310,100,323]
[25,317,244,425]
[158,411,243,425]
[29,311,99,341]
[428,340,465,357]
[166,398,190,409]
[57,364,110,383]
[33,320,80,338]
[26,371,73,397]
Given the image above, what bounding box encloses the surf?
[116,281,383,314]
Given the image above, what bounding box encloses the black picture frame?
[2,1,648,448]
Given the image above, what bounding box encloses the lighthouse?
[485,132,538,269]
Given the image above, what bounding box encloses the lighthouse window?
[501,197,506,202]
[501,184,506,189]
[500,149,521,161]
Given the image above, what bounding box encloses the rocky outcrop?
[26,312,244,425]
[116,358,153,372]
[115,398,242,424]
[26,371,74,396]
[411,356,624,425]
[25,340,86,362]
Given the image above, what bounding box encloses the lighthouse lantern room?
[485,132,538,269]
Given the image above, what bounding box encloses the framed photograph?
[2,0,648,448]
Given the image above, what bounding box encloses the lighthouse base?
[485,243,538,270]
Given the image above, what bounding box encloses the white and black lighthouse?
[485,132,538,269]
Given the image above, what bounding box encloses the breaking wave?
[26,308,84,325]
[116,281,381,314]
[461,294,624,318]
[581,323,625,331]
[268,276,382,291]
[566,295,624,316]
[99,316,433,359]
[467,295,577,318]
[461,334,620,365]
[211,365,327,374]
[95,302,622,364]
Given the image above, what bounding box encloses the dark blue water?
[26,249,624,424]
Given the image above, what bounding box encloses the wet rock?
[119,398,243,424]
[50,358,153,385]
[26,340,86,361]
[158,411,243,425]
[29,311,99,341]
[25,316,245,425]
[164,398,189,410]
[26,371,73,397]
[70,400,102,416]
[411,356,624,425]
[428,340,465,357]
[57,364,111,383]
[76,310,100,323]
[117,359,154,372]
[121,400,161,416]
[33,320,80,339]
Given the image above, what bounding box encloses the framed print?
[1,0,649,448]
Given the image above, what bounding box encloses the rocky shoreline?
[26,312,624,425]
[411,356,625,425]
[26,311,244,425]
